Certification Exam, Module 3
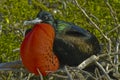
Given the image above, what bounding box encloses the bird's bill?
[23,18,42,26]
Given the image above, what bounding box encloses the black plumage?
[25,11,101,69]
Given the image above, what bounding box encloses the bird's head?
[24,11,55,26]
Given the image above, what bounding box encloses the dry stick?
[104,0,118,26]
[68,67,82,80]
[94,68,102,80]
[70,67,96,79]
[26,73,34,80]
[0,68,23,72]
[13,48,20,52]
[64,66,73,80]
[77,55,99,79]
[37,68,43,80]
[0,60,23,69]
[77,54,108,69]
[114,41,120,72]
[0,25,2,35]
[0,60,24,73]
[104,0,119,55]
[77,55,99,69]
[106,24,120,35]
[95,62,111,80]
[77,54,112,79]
[104,0,120,75]
[74,0,112,53]
[90,14,100,23]
[50,74,68,79]
[80,69,96,80]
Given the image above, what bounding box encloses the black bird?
[24,11,101,72]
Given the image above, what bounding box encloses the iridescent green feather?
[55,20,71,34]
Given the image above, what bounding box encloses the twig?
[0,25,2,35]
[77,55,99,69]
[50,74,68,79]
[95,61,111,80]
[0,60,23,69]
[90,13,100,24]
[37,68,43,80]
[114,40,120,72]
[106,24,120,35]
[104,0,120,75]
[13,48,20,52]
[104,0,118,26]
[26,73,34,80]
[95,68,103,80]
[64,66,73,80]
[0,68,22,72]
[71,67,96,79]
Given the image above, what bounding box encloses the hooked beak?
[23,18,42,26]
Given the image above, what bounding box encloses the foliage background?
[0,0,119,79]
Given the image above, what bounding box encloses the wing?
[55,20,91,38]
[53,20,101,66]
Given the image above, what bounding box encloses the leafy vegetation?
[0,0,119,79]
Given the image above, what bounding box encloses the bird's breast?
[20,23,59,76]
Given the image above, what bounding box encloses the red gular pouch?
[20,23,59,76]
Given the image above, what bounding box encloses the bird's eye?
[44,16,48,20]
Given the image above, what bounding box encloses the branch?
[104,0,118,26]
[0,60,23,69]
[77,55,99,69]
[37,68,44,80]
[95,62,111,80]
[50,74,68,79]
[64,66,73,80]
[106,24,120,35]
